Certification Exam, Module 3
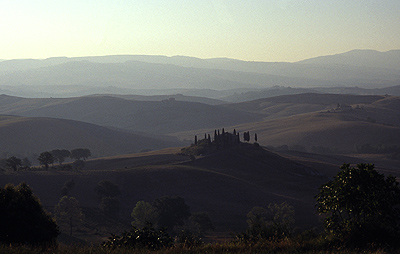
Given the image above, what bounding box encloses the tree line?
[0,148,91,171]
[182,128,258,157]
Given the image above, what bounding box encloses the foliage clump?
[316,163,400,247]
[54,196,84,236]
[236,202,295,244]
[102,223,173,250]
[0,183,59,246]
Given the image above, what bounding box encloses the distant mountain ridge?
[298,49,400,69]
[0,49,399,98]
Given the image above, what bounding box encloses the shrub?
[0,183,59,246]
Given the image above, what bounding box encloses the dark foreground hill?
[0,144,327,243]
[0,115,183,160]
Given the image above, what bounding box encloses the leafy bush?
[102,224,173,250]
[0,183,59,246]
[316,163,400,247]
[245,202,295,242]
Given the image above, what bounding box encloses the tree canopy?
[51,149,71,165]
[0,183,59,245]
[131,201,158,228]
[70,148,91,161]
[6,156,22,171]
[94,180,121,200]
[316,163,400,246]
[152,196,191,231]
[246,202,295,240]
[37,151,54,170]
[54,196,84,236]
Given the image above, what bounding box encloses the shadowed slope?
[0,95,262,134]
[0,115,182,158]
[0,144,326,234]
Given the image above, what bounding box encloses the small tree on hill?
[316,163,400,246]
[38,151,54,170]
[22,157,32,169]
[51,149,71,165]
[94,180,121,200]
[71,148,91,161]
[54,196,84,236]
[6,156,22,171]
[0,183,59,245]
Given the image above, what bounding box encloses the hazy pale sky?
[1,0,400,62]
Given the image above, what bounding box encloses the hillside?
[0,115,183,160]
[174,94,400,154]
[225,93,385,118]
[0,95,262,134]
[0,144,327,237]
[97,93,226,105]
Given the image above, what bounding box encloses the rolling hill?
[0,115,183,160]
[173,94,400,154]
[0,95,262,134]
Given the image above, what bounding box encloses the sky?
[1,0,400,62]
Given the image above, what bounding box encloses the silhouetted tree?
[153,196,191,231]
[61,179,75,196]
[6,156,22,171]
[51,149,70,165]
[54,196,84,236]
[254,133,258,142]
[316,163,400,246]
[189,212,214,236]
[38,151,54,170]
[243,131,250,142]
[0,183,59,245]
[22,157,32,168]
[70,148,91,161]
[194,135,197,145]
[247,202,295,240]
[95,180,121,200]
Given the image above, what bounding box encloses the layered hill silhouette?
[1,93,399,158]
[0,95,262,134]
[0,115,183,160]
[1,49,400,98]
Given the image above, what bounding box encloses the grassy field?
[0,239,395,254]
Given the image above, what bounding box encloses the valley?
[0,51,399,246]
